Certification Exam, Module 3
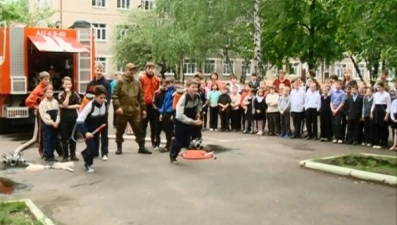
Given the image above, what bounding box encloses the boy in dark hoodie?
[159,78,176,152]
[218,86,232,131]
[84,62,111,160]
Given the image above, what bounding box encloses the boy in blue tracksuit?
[159,78,176,153]
[170,79,202,164]
[76,85,108,172]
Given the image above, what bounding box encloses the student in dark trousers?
[304,82,321,140]
[218,86,232,131]
[242,89,255,133]
[345,85,363,145]
[290,79,305,139]
[362,88,374,146]
[77,85,108,172]
[278,87,291,137]
[265,86,280,136]
[159,78,176,153]
[370,82,391,149]
[207,83,221,131]
[230,86,242,131]
[58,77,81,162]
[341,86,352,140]
[152,82,166,150]
[330,80,346,144]
[39,87,60,162]
[320,85,333,142]
[170,79,202,164]
[254,88,267,135]
[193,74,207,139]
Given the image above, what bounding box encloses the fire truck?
[0,20,96,133]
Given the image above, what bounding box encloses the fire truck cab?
[0,21,96,133]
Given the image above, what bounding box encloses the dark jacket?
[86,76,111,104]
[345,94,363,120]
[218,93,232,112]
[153,89,166,111]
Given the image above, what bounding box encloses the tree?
[337,0,397,81]
[260,0,343,73]
[0,0,57,27]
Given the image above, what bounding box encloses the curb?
[299,155,397,186]
[108,135,167,144]
[5,199,55,225]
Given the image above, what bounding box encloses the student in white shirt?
[370,82,391,149]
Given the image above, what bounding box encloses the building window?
[141,0,154,10]
[354,63,365,79]
[335,63,346,78]
[272,66,279,76]
[117,0,130,9]
[92,0,106,7]
[183,60,196,76]
[204,59,215,75]
[96,57,108,74]
[223,60,234,76]
[315,66,322,78]
[92,23,107,41]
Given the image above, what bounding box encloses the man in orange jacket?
[139,62,161,148]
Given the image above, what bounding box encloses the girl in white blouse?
[370,82,391,149]
[389,97,397,151]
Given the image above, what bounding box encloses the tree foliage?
[0,0,57,27]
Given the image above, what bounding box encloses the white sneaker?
[366,143,372,147]
[84,164,94,173]
[210,129,214,131]
[361,142,366,146]
[154,146,160,151]
[102,155,108,161]
[257,131,263,135]
[337,140,343,144]
[332,139,337,143]
[214,129,218,132]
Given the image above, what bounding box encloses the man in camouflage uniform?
[112,63,152,155]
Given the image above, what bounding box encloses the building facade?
[27,0,392,82]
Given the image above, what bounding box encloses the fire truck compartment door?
[28,35,89,53]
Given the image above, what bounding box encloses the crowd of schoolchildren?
[171,69,397,152]
[25,65,397,172]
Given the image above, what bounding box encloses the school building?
[27,0,388,82]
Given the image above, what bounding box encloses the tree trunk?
[308,0,316,69]
[240,58,250,83]
[253,0,264,79]
[350,56,364,81]
[158,62,167,80]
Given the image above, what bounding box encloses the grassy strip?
[0,201,43,225]
[315,154,397,176]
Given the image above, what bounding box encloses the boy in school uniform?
[362,88,374,146]
[278,87,291,137]
[290,79,306,139]
[330,80,346,144]
[304,82,321,140]
[218,86,232,131]
[77,85,109,172]
[170,79,202,164]
[345,85,363,145]
[38,87,60,162]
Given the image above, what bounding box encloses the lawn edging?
[299,153,397,186]
[5,199,55,225]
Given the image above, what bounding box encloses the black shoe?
[61,157,69,162]
[70,156,80,161]
[45,158,58,162]
[159,148,169,153]
[170,157,178,164]
[115,148,122,155]
[138,147,152,154]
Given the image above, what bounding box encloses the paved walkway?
[0,127,396,225]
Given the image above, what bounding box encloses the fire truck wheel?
[0,119,11,134]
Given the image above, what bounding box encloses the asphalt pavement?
[0,122,396,225]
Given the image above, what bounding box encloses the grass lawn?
[0,201,43,225]
[315,153,397,176]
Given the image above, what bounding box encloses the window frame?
[203,59,216,76]
[354,63,366,80]
[92,0,106,8]
[222,59,235,76]
[92,23,108,42]
[335,63,347,78]
[141,0,155,10]
[183,59,197,76]
[117,0,131,9]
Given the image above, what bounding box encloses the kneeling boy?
[76,86,108,172]
[170,79,202,164]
